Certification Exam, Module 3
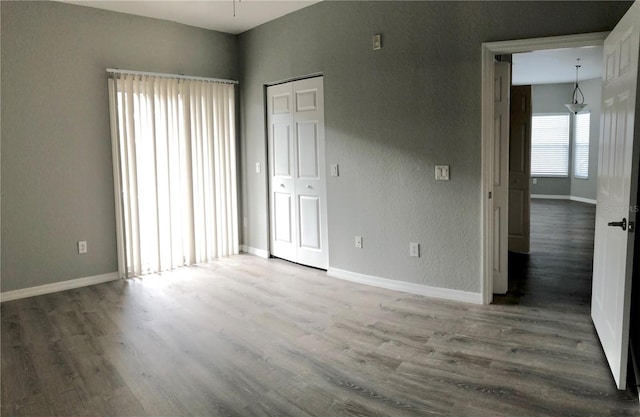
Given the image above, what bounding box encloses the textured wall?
[1,1,238,292]
[239,1,631,293]
[570,77,602,201]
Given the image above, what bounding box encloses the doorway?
[503,46,603,303]
[480,32,609,303]
[481,5,640,391]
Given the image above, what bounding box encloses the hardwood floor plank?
[2,200,639,416]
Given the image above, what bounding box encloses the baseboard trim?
[531,194,596,205]
[569,196,597,205]
[0,272,119,303]
[327,267,483,305]
[531,194,570,200]
[240,245,270,259]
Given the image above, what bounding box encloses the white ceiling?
[59,0,321,35]
[512,46,603,86]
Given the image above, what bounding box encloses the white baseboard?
[531,194,596,205]
[1,272,119,303]
[240,245,270,259]
[531,194,570,200]
[569,195,597,205]
[327,267,483,305]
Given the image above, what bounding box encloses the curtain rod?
[107,68,239,85]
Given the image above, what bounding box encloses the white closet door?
[267,77,328,269]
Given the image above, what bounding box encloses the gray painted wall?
[530,79,601,200]
[1,1,238,292]
[530,83,574,196]
[571,77,602,201]
[239,1,630,293]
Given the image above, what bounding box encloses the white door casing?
[493,61,510,294]
[267,77,328,269]
[591,0,640,390]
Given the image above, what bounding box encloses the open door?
[493,61,510,294]
[508,85,531,254]
[591,0,640,390]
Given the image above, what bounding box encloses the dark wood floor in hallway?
[2,199,639,416]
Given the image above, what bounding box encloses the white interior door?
[591,0,640,390]
[493,61,510,294]
[268,82,296,262]
[267,77,328,269]
[508,85,531,254]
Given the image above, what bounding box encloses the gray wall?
[239,1,630,293]
[1,1,238,292]
[530,79,601,200]
[530,83,574,196]
[570,77,602,201]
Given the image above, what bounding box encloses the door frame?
[480,32,609,304]
[264,73,329,266]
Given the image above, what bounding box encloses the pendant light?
[565,58,587,114]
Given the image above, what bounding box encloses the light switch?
[435,165,450,181]
[330,163,339,177]
[409,243,420,257]
[373,34,382,50]
[255,162,261,174]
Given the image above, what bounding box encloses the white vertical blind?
[574,112,591,179]
[108,73,238,277]
[531,114,570,177]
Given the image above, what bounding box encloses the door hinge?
[488,191,492,199]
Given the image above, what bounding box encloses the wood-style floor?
[2,200,639,416]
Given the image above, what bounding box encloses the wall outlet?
[532,178,537,184]
[78,241,88,254]
[355,235,363,248]
[410,242,420,257]
[255,162,261,174]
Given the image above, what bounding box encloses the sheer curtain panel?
[108,72,238,277]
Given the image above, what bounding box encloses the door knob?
[608,218,627,231]
[306,185,312,189]
[280,184,285,188]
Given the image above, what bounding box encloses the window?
[109,73,239,277]
[531,114,570,177]
[574,112,591,179]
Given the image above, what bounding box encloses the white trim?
[0,272,119,303]
[570,196,597,205]
[530,194,597,205]
[327,268,483,305]
[481,32,608,305]
[240,245,270,259]
[531,194,571,200]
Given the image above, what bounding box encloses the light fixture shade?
[565,103,587,114]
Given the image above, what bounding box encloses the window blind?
[108,73,239,278]
[574,112,591,179]
[531,114,570,177]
